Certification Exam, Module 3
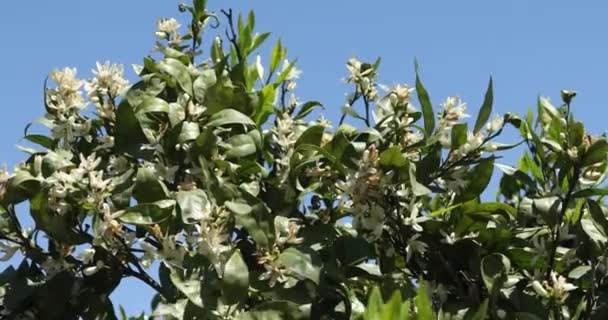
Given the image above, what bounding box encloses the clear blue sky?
[1,0,607,315]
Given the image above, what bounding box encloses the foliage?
[0,1,607,319]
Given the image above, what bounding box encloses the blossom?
[406,234,428,262]
[156,18,181,36]
[190,224,231,273]
[49,67,83,108]
[274,216,304,246]
[389,84,414,107]
[79,248,96,265]
[0,165,14,200]
[439,97,469,126]
[280,59,302,81]
[549,272,577,302]
[486,114,504,133]
[85,61,129,102]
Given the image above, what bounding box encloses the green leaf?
[134,166,169,203]
[116,200,175,225]
[295,101,323,119]
[193,69,217,103]
[295,125,325,148]
[364,287,383,319]
[588,199,608,236]
[176,189,210,224]
[451,123,468,149]
[414,280,434,320]
[379,146,407,168]
[568,265,592,280]
[222,249,249,304]
[23,134,54,149]
[582,139,608,167]
[381,290,406,320]
[157,58,193,95]
[250,32,271,53]
[30,192,88,244]
[573,188,608,198]
[458,158,495,201]
[207,109,255,127]
[471,299,489,320]
[581,217,607,245]
[481,253,510,293]
[409,163,431,196]
[134,96,169,115]
[115,100,147,150]
[224,134,257,159]
[269,39,283,76]
[278,247,321,284]
[474,77,493,134]
[415,61,434,136]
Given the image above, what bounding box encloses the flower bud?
[560,90,576,104]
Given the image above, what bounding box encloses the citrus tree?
[1,1,607,319]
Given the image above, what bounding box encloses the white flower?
[406,234,428,262]
[79,248,96,265]
[83,261,105,276]
[49,67,83,108]
[389,84,414,106]
[258,260,289,288]
[440,97,469,126]
[487,115,504,133]
[274,216,304,246]
[550,272,577,302]
[156,18,181,35]
[85,61,129,101]
[191,225,231,273]
[279,59,302,81]
[0,240,19,261]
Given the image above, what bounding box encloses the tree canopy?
[0,1,607,319]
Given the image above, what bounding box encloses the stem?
[363,94,371,127]
[220,9,243,64]
[545,165,579,281]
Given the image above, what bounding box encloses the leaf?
[451,123,468,148]
[414,280,434,320]
[269,39,283,76]
[409,163,432,196]
[207,109,255,127]
[458,158,495,201]
[222,249,249,304]
[134,96,169,114]
[23,134,54,149]
[573,188,608,198]
[471,299,489,320]
[568,265,592,280]
[378,146,406,168]
[588,199,608,236]
[157,58,193,95]
[582,140,608,167]
[474,77,493,134]
[134,166,169,203]
[364,287,383,319]
[415,61,434,136]
[278,247,321,284]
[295,125,324,148]
[176,189,210,224]
[481,253,510,293]
[193,69,218,103]
[224,134,257,159]
[581,217,607,245]
[115,100,147,150]
[295,101,323,119]
[116,200,175,225]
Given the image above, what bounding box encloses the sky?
[1,0,607,316]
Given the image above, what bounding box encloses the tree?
[0,1,607,319]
